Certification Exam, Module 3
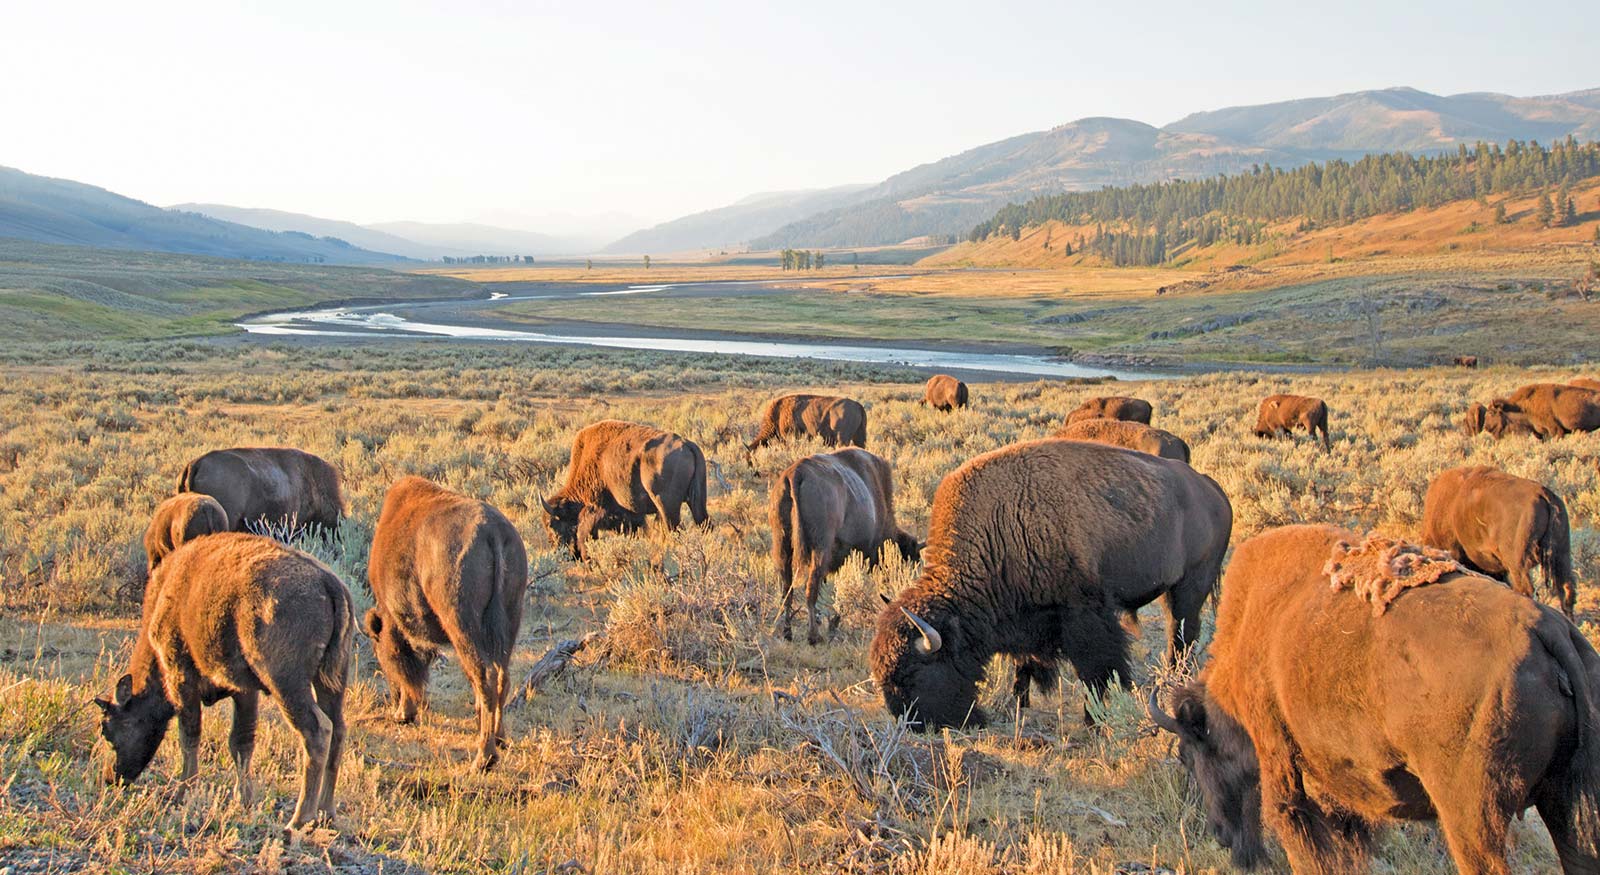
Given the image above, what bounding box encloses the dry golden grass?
[2,341,1598,874]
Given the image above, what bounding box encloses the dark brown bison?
[769,448,921,645]
[922,375,969,412]
[1453,354,1479,368]
[95,533,353,830]
[542,420,708,561]
[1572,377,1600,392]
[747,394,868,454]
[1420,465,1575,616]
[1150,524,1600,874]
[1252,394,1330,451]
[870,439,1232,730]
[143,492,228,573]
[178,447,343,535]
[1485,383,1600,439]
[1063,395,1152,426]
[1054,419,1190,463]
[367,476,528,771]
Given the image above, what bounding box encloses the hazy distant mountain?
[602,184,873,254]
[0,167,406,265]
[177,204,592,259]
[731,86,1600,249]
[172,203,447,259]
[365,221,575,257]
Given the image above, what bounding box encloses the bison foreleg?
[1061,609,1131,724]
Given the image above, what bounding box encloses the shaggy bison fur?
[769,448,921,645]
[1053,419,1190,463]
[1485,383,1600,439]
[870,439,1231,730]
[178,447,343,536]
[366,476,528,771]
[922,375,969,412]
[747,393,868,453]
[1252,394,1330,451]
[1420,465,1575,616]
[96,533,353,830]
[1152,524,1600,874]
[1064,395,1152,426]
[542,420,708,561]
[143,492,228,573]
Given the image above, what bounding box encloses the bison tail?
[177,459,197,495]
[689,445,709,525]
[318,572,355,694]
[768,470,796,583]
[1544,492,1577,617]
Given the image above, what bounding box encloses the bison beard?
[869,439,1231,731]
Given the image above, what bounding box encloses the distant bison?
[769,448,921,645]
[1054,419,1190,463]
[143,492,228,574]
[871,439,1231,730]
[1421,465,1575,616]
[1572,377,1600,392]
[367,476,528,771]
[543,420,708,561]
[1064,395,1152,426]
[178,447,343,535]
[922,375,969,412]
[1485,383,1600,439]
[96,533,353,830]
[1252,394,1330,451]
[747,394,868,454]
[1151,524,1600,874]
[1452,355,1479,368]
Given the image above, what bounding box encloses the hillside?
[602,185,872,254]
[0,167,406,265]
[363,220,578,257]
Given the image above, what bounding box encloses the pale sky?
[3,0,1596,232]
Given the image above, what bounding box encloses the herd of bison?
[90,373,1600,873]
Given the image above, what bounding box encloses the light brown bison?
[1572,377,1600,392]
[1063,395,1152,426]
[1151,524,1600,874]
[143,492,228,573]
[769,448,921,645]
[542,420,708,561]
[922,375,969,412]
[1462,401,1536,437]
[96,533,353,830]
[746,394,868,454]
[871,439,1232,730]
[1054,419,1190,463]
[1252,393,1330,451]
[1453,354,1479,368]
[178,447,343,535]
[367,476,528,771]
[1486,383,1600,439]
[1420,465,1575,616]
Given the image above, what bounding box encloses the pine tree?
[1537,192,1555,228]
[643,255,651,269]
[1493,202,1508,224]
[1562,197,1578,227]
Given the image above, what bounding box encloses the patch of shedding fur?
[1324,534,1473,615]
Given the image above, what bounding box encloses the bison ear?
[362,608,384,639]
[113,673,134,705]
[93,696,116,715]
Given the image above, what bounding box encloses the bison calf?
[769,448,920,645]
[1054,419,1190,463]
[1252,393,1330,451]
[96,533,354,831]
[542,420,708,561]
[922,375,969,412]
[367,476,528,771]
[179,447,344,536]
[1064,395,1152,426]
[143,492,228,573]
[747,393,868,454]
[1420,465,1575,616]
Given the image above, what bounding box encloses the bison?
[1252,393,1330,451]
[769,448,921,645]
[1150,524,1600,874]
[95,533,353,830]
[1462,401,1535,437]
[747,393,868,454]
[367,476,528,771]
[542,420,708,561]
[1453,355,1479,368]
[1485,383,1600,439]
[1420,465,1575,616]
[143,492,228,574]
[870,439,1232,730]
[922,375,969,412]
[178,447,343,536]
[1063,395,1152,426]
[1053,419,1190,463]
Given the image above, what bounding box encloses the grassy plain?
[2,340,1598,873]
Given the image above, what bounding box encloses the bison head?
[1483,400,1536,438]
[540,495,585,558]
[869,599,984,731]
[94,672,175,785]
[891,531,923,564]
[1149,683,1265,870]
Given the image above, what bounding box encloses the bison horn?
[900,607,942,655]
[1147,687,1185,737]
[540,495,556,514]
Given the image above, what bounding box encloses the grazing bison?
[1463,401,1535,437]
[1252,394,1330,451]
[922,375,969,412]
[769,448,921,645]
[747,393,868,454]
[542,420,708,561]
[143,492,228,573]
[1054,419,1190,463]
[178,447,343,535]
[1064,395,1152,426]
[96,533,353,830]
[1486,383,1600,439]
[1420,465,1575,616]
[1150,524,1600,874]
[367,476,528,771]
[1572,377,1600,392]
[870,439,1232,730]
[1453,355,1479,368]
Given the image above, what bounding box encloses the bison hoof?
[471,750,500,772]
